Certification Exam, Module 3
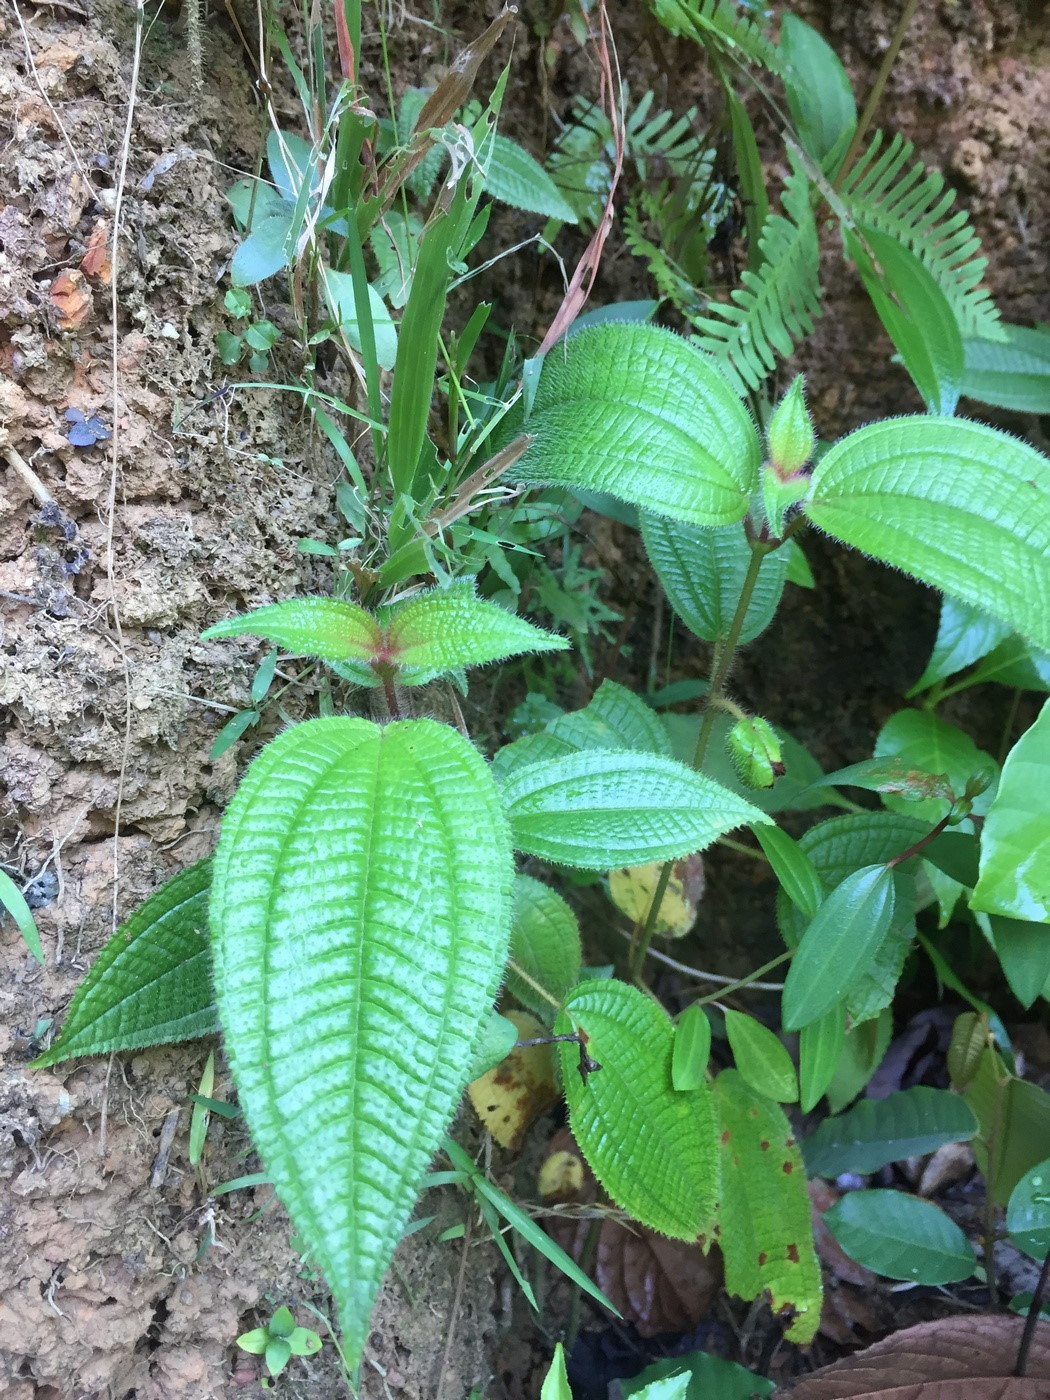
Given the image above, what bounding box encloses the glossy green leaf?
[32,860,215,1066]
[804,416,1050,650]
[520,324,761,527]
[779,14,855,171]
[641,516,787,646]
[826,1010,892,1115]
[960,1044,1050,1203]
[556,980,718,1239]
[210,716,514,1369]
[971,701,1050,922]
[969,635,1050,693]
[502,749,770,869]
[505,874,581,1021]
[778,813,925,1025]
[874,709,996,824]
[962,323,1050,414]
[799,1004,845,1113]
[923,830,980,889]
[321,269,398,370]
[823,1189,976,1284]
[846,225,963,415]
[620,1350,775,1400]
[672,1004,711,1092]
[386,583,569,678]
[1006,1155,1050,1260]
[724,1009,797,1103]
[0,869,44,964]
[988,915,1050,1009]
[548,679,672,758]
[483,133,579,223]
[806,756,955,807]
[908,596,1010,695]
[802,1086,977,1178]
[202,597,383,665]
[782,865,896,1031]
[754,824,823,918]
[713,1070,821,1342]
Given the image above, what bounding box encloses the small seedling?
[236,1306,322,1383]
[216,288,280,373]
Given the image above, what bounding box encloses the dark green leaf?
[823,1189,976,1284]
[802,1086,978,1177]
[782,865,896,1031]
[32,860,215,1066]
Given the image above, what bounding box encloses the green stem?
[505,957,559,1011]
[694,951,793,1007]
[834,0,919,191]
[629,541,770,980]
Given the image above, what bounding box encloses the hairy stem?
[629,540,771,980]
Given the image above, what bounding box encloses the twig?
[1014,1246,1050,1377]
[613,926,787,991]
[4,446,53,506]
[104,0,145,933]
[11,0,90,180]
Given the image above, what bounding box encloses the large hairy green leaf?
[506,874,581,1022]
[32,860,215,1066]
[519,324,761,526]
[804,417,1050,651]
[971,700,1050,923]
[210,717,514,1370]
[501,748,770,868]
[556,979,718,1239]
[641,516,788,646]
[385,582,568,678]
[202,597,382,662]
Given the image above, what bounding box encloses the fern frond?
[692,158,821,393]
[651,0,782,74]
[624,199,703,314]
[838,130,1000,338]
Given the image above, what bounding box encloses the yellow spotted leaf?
[712,1069,822,1342]
[468,1011,558,1149]
[608,854,705,939]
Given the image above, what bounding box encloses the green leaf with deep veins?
[202,597,382,665]
[804,416,1050,650]
[506,874,581,1022]
[209,716,514,1372]
[501,749,771,869]
[971,700,1050,923]
[519,324,761,526]
[556,979,718,1239]
[32,860,215,1066]
[385,582,568,678]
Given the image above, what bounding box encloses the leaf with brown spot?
[467,1010,558,1150]
[713,1069,822,1342]
[773,1314,1050,1399]
[49,268,92,329]
[607,854,705,939]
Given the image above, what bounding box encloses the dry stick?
[628,541,771,980]
[833,0,920,191]
[104,0,145,933]
[433,1210,473,1400]
[4,446,53,506]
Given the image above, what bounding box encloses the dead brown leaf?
[49,268,92,329]
[467,1011,557,1150]
[538,1127,722,1336]
[80,218,112,283]
[775,1315,1050,1399]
